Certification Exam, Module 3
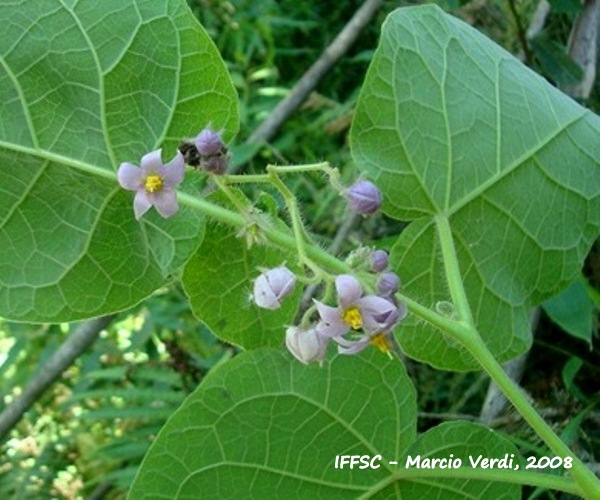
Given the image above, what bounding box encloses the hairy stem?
[360,466,583,498]
[434,214,600,499]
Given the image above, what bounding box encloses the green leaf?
[542,277,594,345]
[182,220,300,349]
[547,0,583,14]
[351,5,600,370]
[130,348,417,498]
[399,422,522,499]
[0,0,238,322]
[531,34,583,87]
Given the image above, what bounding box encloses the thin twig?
[0,315,116,439]
[244,0,384,148]
[508,0,535,65]
[299,212,359,312]
[562,0,599,98]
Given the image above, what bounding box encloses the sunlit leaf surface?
[351,5,600,370]
[0,0,238,322]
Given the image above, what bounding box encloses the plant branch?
[461,333,600,498]
[433,215,600,498]
[361,466,582,498]
[0,315,116,440]
[508,0,535,65]
[245,0,384,147]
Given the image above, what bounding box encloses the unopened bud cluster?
[180,127,230,175]
[252,248,406,364]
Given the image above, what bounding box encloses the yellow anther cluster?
[342,306,363,330]
[145,174,163,193]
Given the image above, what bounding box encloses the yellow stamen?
[370,333,391,353]
[145,174,163,193]
[342,306,363,330]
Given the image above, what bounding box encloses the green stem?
[361,467,582,498]
[266,165,321,274]
[177,191,348,275]
[212,176,252,216]
[434,214,600,499]
[462,333,600,499]
[435,215,474,323]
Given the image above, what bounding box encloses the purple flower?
[346,180,382,214]
[377,272,400,296]
[371,250,389,272]
[315,275,396,339]
[286,326,328,365]
[117,149,185,220]
[195,127,225,156]
[253,267,296,310]
[336,298,407,356]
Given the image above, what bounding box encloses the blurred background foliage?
[1,0,598,498]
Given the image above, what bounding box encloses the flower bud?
[371,250,389,272]
[201,154,229,175]
[377,272,400,296]
[195,127,225,156]
[286,326,328,364]
[253,267,296,310]
[346,180,381,214]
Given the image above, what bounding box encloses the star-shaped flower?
[315,275,397,339]
[117,149,185,219]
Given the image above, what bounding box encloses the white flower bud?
[285,326,328,364]
[253,267,296,309]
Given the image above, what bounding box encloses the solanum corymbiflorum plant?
[0,1,598,498]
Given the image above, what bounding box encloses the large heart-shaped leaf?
[399,422,522,499]
[130,349,417,498]
[0,0,238,322]
[351,5,600,370]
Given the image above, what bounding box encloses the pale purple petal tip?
[140,149,163,173]
[337,341,370,355]
[160,151,186,187]
[117,163,144,191]
[133,191,152,220]
[335,275,362,307]
[150,188,179,218]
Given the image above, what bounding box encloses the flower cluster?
[252,248,406,365]
[117,133,403,365]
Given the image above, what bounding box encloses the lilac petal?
[149,188,179,218]
[286,327,328,364]
[159,151,185,187]
[133,190,152,220]
[254,274,280,309]
[337,339,370,355]
[117,163,144,191]
[335,275,362,308]
[140,149,163,173]
[397,301,408,321]
[356,295,397,330]
[266,267,296,300]
[314,301,348,338]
